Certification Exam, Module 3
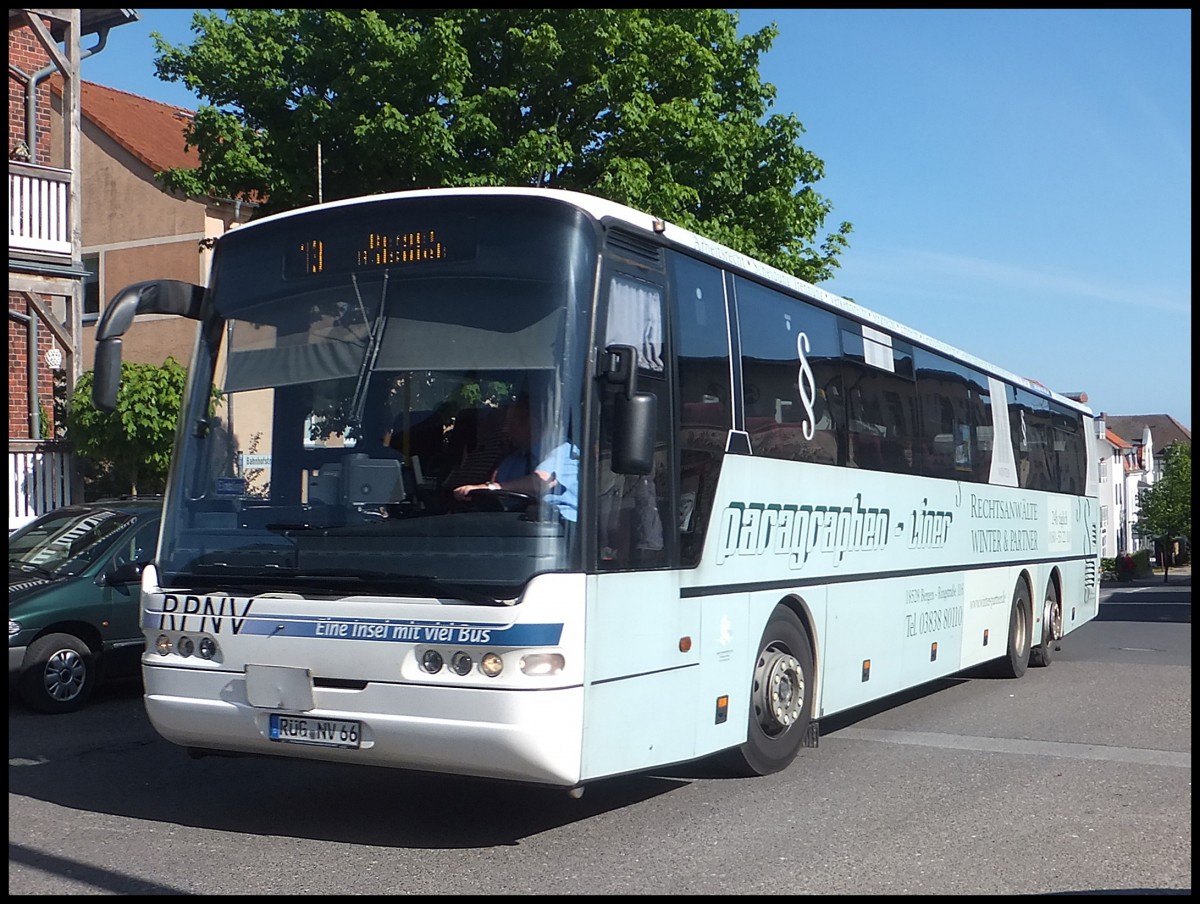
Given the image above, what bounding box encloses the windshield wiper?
[345,271,389,438]
[10,560,57,579]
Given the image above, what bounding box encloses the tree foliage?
[1137,442,1192,547]
[65,358,192,497]
[153,8,851,282]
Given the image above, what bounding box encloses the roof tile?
[1105,414,1192,451]
[50,77,198,174]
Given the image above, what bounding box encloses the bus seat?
[682,401,728,426]
[851,432,884,470]
[442,407,513,489]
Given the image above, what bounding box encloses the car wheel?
[19,633,96,714]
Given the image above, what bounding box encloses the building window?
[82,253,100,321]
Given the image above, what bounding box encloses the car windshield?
[8,508,136,578]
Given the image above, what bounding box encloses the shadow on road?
[1094,603,1190,624]
[1098,581,1191,625]
[9,685,689,850]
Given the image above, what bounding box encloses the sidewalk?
[1145,562,1191,587]
[1105,562,1192,588]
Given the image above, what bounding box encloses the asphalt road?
[8,576,1191,895]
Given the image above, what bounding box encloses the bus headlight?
[155,634,172,656]
[520,653,565,676]
[449,651,473,676]
[177,636,195,657]
[480,652,504,678]
[198,637,218,660]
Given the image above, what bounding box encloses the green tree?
[1136,442,1192,582]
[65,358,192,497]
[152,8,851,283]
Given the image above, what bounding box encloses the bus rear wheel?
[724,605,814,777]
[1030,578,1062,668]
[989,580,1032,679]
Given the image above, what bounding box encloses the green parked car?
[9,498,162,713]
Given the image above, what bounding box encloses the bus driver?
[452,395,579,521]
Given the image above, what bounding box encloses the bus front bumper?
[142,663,585,787]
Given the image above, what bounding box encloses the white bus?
[92,187,1100,790]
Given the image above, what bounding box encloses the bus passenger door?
[582,266,696,781]
[594,269,673,572]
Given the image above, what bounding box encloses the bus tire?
[19,633,96,714]
[724,605,814,777]
[989,581,1032,679]
[1030,578,1061,668]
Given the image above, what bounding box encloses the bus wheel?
[724,605,814,777]
[19,633,96,714]
[989,581,1032,679]
[1030,579,1062,668]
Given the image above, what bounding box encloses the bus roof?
[236,186,1094,417]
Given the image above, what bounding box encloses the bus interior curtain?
[225,341,365,392]
[606,277,664,372]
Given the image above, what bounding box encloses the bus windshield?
[159,195,596,600]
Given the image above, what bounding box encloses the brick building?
[9,9,140,527]
[8,9,254,528]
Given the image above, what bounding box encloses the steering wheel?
[465,488,537,512]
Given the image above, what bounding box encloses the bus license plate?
[269,713,361,749]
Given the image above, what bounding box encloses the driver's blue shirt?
[535,442,579,522]
[493,447,534,484]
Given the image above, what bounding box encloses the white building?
[1103,414,1192,555]
[1094,420,1127,559]
[1118,424,1153,554]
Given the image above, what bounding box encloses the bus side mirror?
[602,344,656,475]
[92,279,205,412]
[93,338,124,412]
[613,392,656,475]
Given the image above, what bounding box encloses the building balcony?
[8,161,71,259]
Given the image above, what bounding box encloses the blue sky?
[79,9,1191,427]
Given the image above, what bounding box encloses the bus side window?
[1010,388,1055,491]
[671,256,732,567]
[914,348,990,481]
[1052,403,1086,493]
[735,277,841,466]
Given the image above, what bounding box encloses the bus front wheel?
[989,581,1032,679]
[724,605,814,777]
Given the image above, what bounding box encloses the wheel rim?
[1047,595,1063,642]
[1014,600,1028,657]
[753,645,804,737]
[43,648,86,702]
